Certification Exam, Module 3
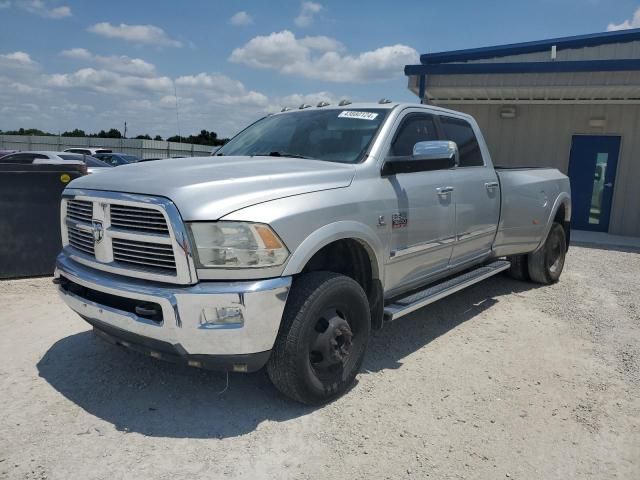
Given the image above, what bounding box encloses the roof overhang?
[419,28,640,64]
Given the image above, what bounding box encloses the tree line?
[0,128,229,147]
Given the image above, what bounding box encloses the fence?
[0,135,213,160]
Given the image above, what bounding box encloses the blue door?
[568,135,620,232]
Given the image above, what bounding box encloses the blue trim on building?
[405,59,640,76]
[420,28,640,65]
[418,75,426,103]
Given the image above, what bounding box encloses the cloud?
[230,30,418,82]
[46,68,173,96]
[294,1,322,27]
[229,11,253,26]
[61,48,157,77]
[1,50,36,65]
[175,72,268,106]
[12,0,71,18]
[607,7,640,31]
[0,1,10,8]
[88,22,182,47]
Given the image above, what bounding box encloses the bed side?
[493,168,571,257]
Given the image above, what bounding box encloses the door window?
[589,153,608,225]
[439,116,484,167]
[389,114,438,157]
[0,153,36,164]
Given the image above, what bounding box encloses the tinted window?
[439,116,484,167]
[216,109,388,164]
[389,114,438,157]
[84,157,111,167]
[0,153,35,164]
[59,154,86,161]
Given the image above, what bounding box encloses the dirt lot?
[1,245,639,480]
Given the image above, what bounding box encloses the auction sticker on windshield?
[338,111,379,120]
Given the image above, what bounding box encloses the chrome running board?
[383,260,511,321]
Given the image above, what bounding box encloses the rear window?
[95,149,112,154]
[59,154,85,161]
[440,116,484,167]
[84,157,111,167]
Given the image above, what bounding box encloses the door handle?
[604,182,613,188]
[436,186,454,196]
[485,181,499,190]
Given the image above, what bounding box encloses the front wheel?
[267,272,371,405]
[527,222,567,284]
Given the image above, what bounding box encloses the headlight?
[188,222,289,269]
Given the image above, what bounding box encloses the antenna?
[172,79,181,143]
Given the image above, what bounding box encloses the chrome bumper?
[54,252,291,360]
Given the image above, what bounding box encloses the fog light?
[199,306,244,329]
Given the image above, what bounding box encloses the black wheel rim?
[546,230,565,274]
[308,308,354,379]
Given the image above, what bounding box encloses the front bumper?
[54,252,291,372]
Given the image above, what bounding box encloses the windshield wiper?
[253,151,314,159]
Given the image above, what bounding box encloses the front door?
[383,112,456,294]
[568,135,620,232]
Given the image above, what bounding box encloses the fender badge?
[392,212,408,229]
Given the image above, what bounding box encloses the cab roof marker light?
[298,104,312,109]
[316,101,330,107]
[280,107,292,112]
[379,98,392,104]
[338,99,352,106]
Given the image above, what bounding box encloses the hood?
[68,155,356,220]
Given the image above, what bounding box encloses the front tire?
[267,272,371,405]
[527,222,567,284]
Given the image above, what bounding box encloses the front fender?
[281,221,384,279]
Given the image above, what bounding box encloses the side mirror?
[382,140,458,176]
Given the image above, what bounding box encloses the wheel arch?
[282,221,383,279]
[535,193,571,252]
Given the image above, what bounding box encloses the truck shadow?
[37,275,538,439]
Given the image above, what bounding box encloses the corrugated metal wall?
[461,39,640,64]
[441,102,640,237]
[0,135,213,160]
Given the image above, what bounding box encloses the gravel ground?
[0,245,639,480]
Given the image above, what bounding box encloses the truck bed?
[493,167,570,257]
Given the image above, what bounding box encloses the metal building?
[405,29,640,237]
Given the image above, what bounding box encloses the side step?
[383,260,511,321]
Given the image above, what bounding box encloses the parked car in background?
[0,149,17,158]
[64,147,112,156]
[0,151,112,174]
[94,152,140,166]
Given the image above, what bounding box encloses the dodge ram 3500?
[55,102,571,404]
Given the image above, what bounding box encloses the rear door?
[439,115,499,267]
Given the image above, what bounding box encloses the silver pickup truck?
[54,101,571,404]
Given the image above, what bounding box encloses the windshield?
[216,108,389,163]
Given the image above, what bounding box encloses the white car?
[64,147,113,156]
[0,151,112,174]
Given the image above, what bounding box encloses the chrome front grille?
[66,199,93,223]
[61,191,194,284]
[67,224,95,255]
[112,238,176,273]
[110,204,170,235]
